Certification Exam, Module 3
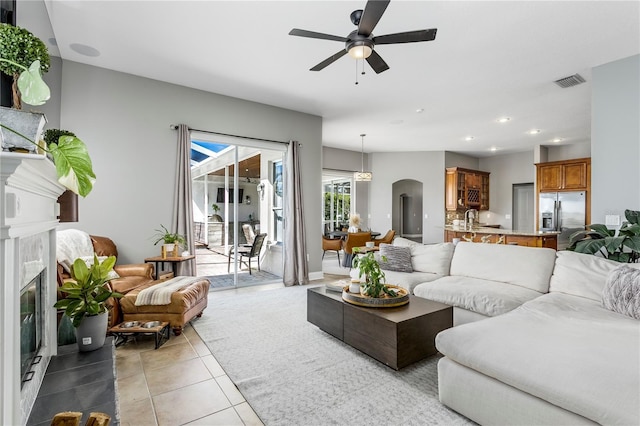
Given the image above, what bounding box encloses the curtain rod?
[170,124,290,145]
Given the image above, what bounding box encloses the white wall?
[479,151,536,229]
[591,54,640,222]
[444,152,479,169]
[369,151,445,243]
[547,142,591,162]
[58,61,323,274]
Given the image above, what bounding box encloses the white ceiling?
[24,1,640,156]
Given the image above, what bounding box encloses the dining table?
[328,230,381,239]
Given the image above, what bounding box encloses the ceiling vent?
[554,74,586,88]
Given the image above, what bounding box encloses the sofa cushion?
[392,237,420,247]
[603,265,640,319]
[379,244,413,272]
[414,276,543,317]
[409,242,455,275]
[435,293,640,425]
[550,250,640,301]
[381,270,443,294]
[449,242,556,293]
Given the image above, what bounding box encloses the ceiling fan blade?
[373,28,437,45]
[358,0,390,37]
[366,50,389,74]
[310,50,348,71]
[289,28,348,42]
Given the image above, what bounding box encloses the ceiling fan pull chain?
[355,59,359,85]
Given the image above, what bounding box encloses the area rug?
[206,270,281,289]
[193,285,472,425]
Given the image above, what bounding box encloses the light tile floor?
[116,251,349,425]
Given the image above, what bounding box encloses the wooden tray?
[342,285,409,308]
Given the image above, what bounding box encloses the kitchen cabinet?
[536,158,589,192]
[444,228,557,250]
[445,167,490,211]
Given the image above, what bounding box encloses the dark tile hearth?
[27,337,118,426]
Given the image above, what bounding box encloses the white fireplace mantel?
[1,152,65,425]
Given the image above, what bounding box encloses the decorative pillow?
[379,244,413,273]
[602,265,640,319]
[75,255,120,280]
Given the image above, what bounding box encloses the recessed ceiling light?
[551,138,563,143]
[490,147,498,152]
[527,129,541,135]
[497,117,511,123]
[70,43,101,57]
[416,108,424,113]
[464,136,475,141]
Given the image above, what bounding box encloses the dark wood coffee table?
[307,286,453,370]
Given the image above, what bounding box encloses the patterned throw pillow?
[379,244,413,273]
[602,265,640,319]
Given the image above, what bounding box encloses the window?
[322,172,353,233]
[272,160,283,243]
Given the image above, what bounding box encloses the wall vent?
[554,73,586,88]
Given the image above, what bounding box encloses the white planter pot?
[75,312,108,352]
[0,106,47,153]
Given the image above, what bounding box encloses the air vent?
[554,74,586,88]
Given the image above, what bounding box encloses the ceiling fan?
[289,0,437,74]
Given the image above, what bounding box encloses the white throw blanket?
[134,276,202,306]
[56,229,94,272]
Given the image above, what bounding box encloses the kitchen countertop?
[444,225,560,237]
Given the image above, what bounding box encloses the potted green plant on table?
[152,224,187,256]
[352,250,398,298]
[210,203,223,222]
[53,255,122,352]
[0,23,96,197]
[568,209,640,263]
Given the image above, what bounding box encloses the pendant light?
[354,133,372,182]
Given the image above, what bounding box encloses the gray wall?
[322,147,370,228]
[591,54,640,223]
[369,151,445,243]
[58,61,323,274]
[547,142,591,162]
[444,152,479,169]
[479,151,536,229]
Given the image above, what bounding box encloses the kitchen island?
[444,226,559,250]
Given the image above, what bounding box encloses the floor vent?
[554,73,586,88]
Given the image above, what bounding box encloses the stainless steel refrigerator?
[539,191,586,250]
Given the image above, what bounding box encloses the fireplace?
[20,271,44,388]
[0,152,65,425]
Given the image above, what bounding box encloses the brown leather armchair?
[322,234,342,265]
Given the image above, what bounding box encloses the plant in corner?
[0,23,96,197]
[53,254,122,351]
[568,209,640,263]
[352,249,398,298]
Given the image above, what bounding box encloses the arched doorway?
[392,179,423,243]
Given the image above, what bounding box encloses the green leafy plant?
[0,24,96,197]
[152,224,187,247]
[0,23,50,108]
[568,209,640,263]
[211,204,220,214]
[53,254,123,327]
[352,250,397,298]
[44,129,75,147]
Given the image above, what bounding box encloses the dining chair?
[322,234,342,265]
[228,233,267,274]
[343,231,372,268]
[374,230,396,246]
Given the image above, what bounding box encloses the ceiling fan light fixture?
[348,43,373,59]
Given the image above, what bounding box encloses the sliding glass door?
[191,137,286,289]
[322,171,354,235]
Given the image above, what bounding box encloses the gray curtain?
[283,141,309,286]
[173,124,195,276]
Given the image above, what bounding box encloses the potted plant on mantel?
[152,224,187,257]
[0,23,96,197]
[53,255,122,352]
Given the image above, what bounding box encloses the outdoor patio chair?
[228,233,267,274]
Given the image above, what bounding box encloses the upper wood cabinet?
[536,158,590,192]
[446,167,490,211]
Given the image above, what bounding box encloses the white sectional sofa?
[369,238,639,425]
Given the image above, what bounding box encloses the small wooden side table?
[144,255,195,279]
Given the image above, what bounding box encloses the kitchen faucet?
[464,209,478,231]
